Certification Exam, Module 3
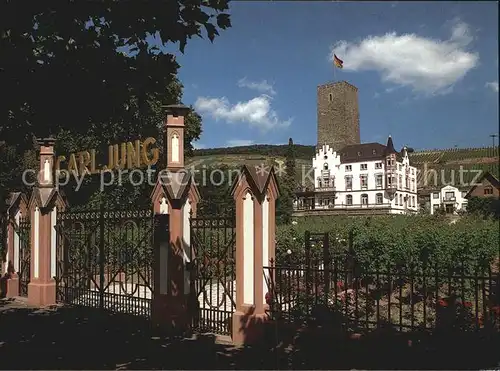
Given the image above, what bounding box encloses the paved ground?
[0,298,273,370]
[1,298,499,370]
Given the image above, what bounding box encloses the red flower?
[336,281,344,289]
[462,301,472,308]
[491,306,500,315]
[438,299,448,307]
[265,292,273,305]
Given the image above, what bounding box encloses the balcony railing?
[294,203,393,211]
[316,185,336,192]
[444,196,456,202]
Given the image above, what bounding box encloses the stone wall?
[317,81,361,152]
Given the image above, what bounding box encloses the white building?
[429,185,468,215]
[294,136,419,216]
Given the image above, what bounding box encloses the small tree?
[467,196,500,219]
[276,138,296,224]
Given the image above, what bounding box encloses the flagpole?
[333,64,337,82]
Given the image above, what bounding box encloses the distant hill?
[188,144,499,191]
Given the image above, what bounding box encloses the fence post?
[347,230,354,289]
[323,233,330,302]
[4,193,28,298]
[27,138,66,307]
[150,104,200,333]
[98,201,105,309]
[304,230,312,299]
[151,213,170,326]
[230,163,279,345]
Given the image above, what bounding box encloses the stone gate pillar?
[28,138,66,306]
[5,192,28,298]
[230,162,279,345]
[150,104,200,332]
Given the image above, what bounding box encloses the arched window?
[346,194,353,205]
[361,194,368,205]
[171,133,179,162]
[323,163,328,170]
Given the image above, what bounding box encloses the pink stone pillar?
[150,104,200,332]
[230,164,279,345]
[28,138,65,307]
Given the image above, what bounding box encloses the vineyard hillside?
[188,145,499,190]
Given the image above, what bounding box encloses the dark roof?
[464,171,500,198]
[230,160,278,198]
[338,142,390,164]
[336,136,404,163]
[384,136,398,156]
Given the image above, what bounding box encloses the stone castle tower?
[317,81,361,152]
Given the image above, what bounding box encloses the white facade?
[295,137,419,215]
[429,185,468,215]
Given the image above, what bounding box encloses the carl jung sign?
[55,137,159,176]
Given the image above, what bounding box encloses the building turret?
[384,136,397,199]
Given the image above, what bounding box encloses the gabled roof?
[6,192,28,215]
[337,137,403,164]
[152,170,195,201]
[29,187,67,211]
[464,171,500,198]
[230,161,280,200]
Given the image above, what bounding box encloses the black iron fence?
[265,232,500,334]
[0,214,6,273]
[17,216,31,297]
[55,206,155,317]
[190,213,236,336]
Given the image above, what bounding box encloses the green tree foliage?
[0,1,231,208]
[285,138,297,182]
[194,165,235,216]
[0,1,230,149]
[276,215,499,280]
[466,196,500,219]
[276,138,296,224]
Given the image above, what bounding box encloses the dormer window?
[372,149,377,155]
[357,151,362,156]
[323,163,328,170]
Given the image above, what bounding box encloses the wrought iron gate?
[55,207,154,317]
[18,217,31,297]
[190,215,236,335]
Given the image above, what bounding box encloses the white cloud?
[192,142,206,149]
[237,77,276,95]
[331,19,479,95]
[485,81,499,93]
[226,139,254,147]
[194,95,292,131]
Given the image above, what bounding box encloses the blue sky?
[166,1,498,151]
